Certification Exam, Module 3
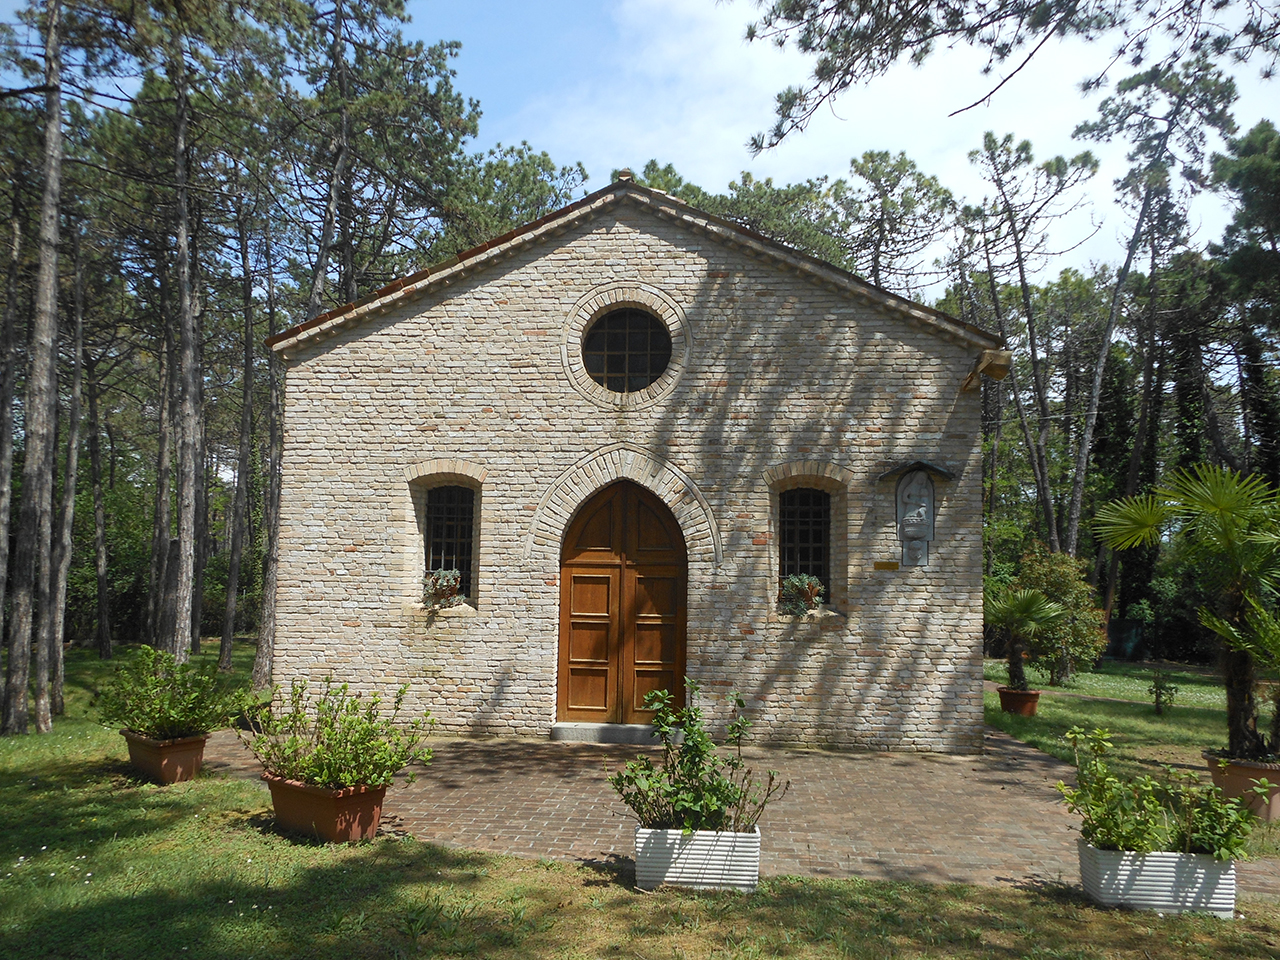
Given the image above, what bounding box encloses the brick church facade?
[265,175,1008,753]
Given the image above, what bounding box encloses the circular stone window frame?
[561,282,691,410]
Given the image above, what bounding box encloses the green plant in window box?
[778,573,824,616]
[422,568,464,611]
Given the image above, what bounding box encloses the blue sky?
[413,0,1276,289]
[3,0,1275,292]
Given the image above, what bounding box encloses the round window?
[581,308,672,394]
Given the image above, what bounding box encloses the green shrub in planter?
[777,574,823,616]
[1058,726,1263,859]
[608,681,788,833]
[240,680,433,788]
[98,646,245,739]
[422,569,464,611]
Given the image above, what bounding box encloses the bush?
[1058,727,1261,860]
[97,646,245,740]
[607,681,788,833]
[240,679,432,788]
[1017,544,1107,684]
[777,574,823,615]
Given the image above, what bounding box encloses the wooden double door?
[558,481,687,724]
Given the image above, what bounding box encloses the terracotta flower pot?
[997,687,1041,717]
[1203,753,1280,823]
[121,730,209,785]
[263,774,388,842]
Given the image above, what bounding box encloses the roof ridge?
[266,180,1001,354]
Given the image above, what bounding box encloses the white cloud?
[431,0,1275,292]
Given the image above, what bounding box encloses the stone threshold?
[550,722,663,745]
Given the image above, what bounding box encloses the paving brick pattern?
[204,727,1280,899]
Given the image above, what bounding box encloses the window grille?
[779,488,830,595]
[582,308,672,393]
[425,486,475,598]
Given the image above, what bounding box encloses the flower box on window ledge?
[777,574,824,617]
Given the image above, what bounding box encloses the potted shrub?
[1096,464,1280,818]
[422,568,464,611]
[98,646,245,784]
[1058,726,1266,918]
[608,681,789,892]
[777,573,824,616]
[240,679,432,842]
[984,586,1066,716]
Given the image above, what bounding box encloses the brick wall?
[272,197,988,753]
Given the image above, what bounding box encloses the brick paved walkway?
[204,727,1280,898]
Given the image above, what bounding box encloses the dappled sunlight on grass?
[984,658,1231,709]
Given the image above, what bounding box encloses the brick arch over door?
[524,442,722,567]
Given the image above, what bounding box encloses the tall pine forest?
[1,1,1278,733]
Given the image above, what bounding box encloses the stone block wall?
[271,197,989,753]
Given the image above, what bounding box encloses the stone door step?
[550,722,661,745]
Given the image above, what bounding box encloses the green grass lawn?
[983,658,1280,857]
[2,646,1280,959]
[982,659,1234,710]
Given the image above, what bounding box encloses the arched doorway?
[558,480,687,724]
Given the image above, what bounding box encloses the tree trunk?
[1223,645,1266,758]
[1103,268,1161,620]
[979,230,1058,547]
[148,314,175,648]
[253,224,282,692]
[47,227,84,715]
[85,353,111,659]
[221,206,255,671]
[190,276,207,656]
[4,0,61,736]
[0,190,22,716]
[995,171,1060,550]
[305,0,350,321]
[1063,181,1154,556]
[1240,325,1280,483]
[169,39,198,663]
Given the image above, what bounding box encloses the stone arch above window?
[561,282,691,410]
[525,442,721,567]
[763,461,853,612]
[762,461,856,492]
[404,458,489,485]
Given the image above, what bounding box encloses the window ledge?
[406,601,478,620]
[768,605,846,626]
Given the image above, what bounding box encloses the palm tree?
[985,587,1067,692]
[1094,464,1280,759]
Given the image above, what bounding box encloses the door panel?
[563,570,618,717]
[572,501,616,554]
[558,481,686,724]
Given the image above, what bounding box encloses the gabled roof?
[267,177,1002,356]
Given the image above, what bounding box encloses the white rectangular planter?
[1077,839,1236,918]
[635,826,761,892]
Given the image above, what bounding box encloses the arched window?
[420,485,476,600]
[779,487,831,599]
[764,462,853,613]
